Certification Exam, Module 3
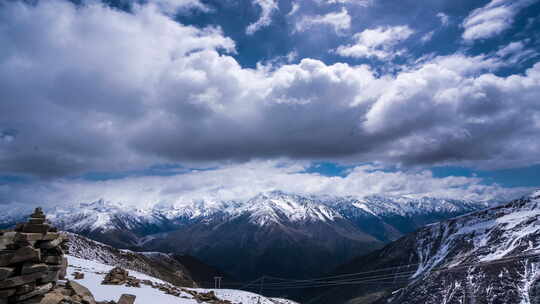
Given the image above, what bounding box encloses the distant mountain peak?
[530,189,540,199]
[243,192,342,225]
[2,191,498,233]
[79,199,125,210]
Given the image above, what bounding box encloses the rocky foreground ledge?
[0,208,134,304]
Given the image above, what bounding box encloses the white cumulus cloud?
[295,8,351,34]
[151,0,210,14]
[246,0,279,35]
[335,25,414,60]
[462,0,535,41]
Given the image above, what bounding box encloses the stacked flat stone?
[0,208,67,304]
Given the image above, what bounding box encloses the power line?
[235,251,540,290]
[191,251,540,296]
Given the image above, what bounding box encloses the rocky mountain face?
[302,190,540,304]
[0,191,493,280]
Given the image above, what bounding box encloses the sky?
[1,0,540,207]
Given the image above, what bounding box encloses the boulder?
[73,272,84,280]
[195,290,219,302]
[117,294,136,304]
[39,292,65,304]
[102,267,129,285]
[69,280,96,304]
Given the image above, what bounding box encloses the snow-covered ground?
[66,255,299,304]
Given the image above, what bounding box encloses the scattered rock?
[40,291,65,304]
[102,267,129,285]
[68,280,96,304]
[117,294,136,304]
[73,272,84,280]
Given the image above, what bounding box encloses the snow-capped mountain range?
[1,191,493,234]
[0,191,496,281]
[304,190,540,304]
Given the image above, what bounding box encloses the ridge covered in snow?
[2,190,495,232]
[63,231,299,304]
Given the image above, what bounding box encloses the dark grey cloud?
[1,0,540,179]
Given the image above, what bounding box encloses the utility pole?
[214,276,223,289]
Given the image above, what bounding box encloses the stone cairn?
[0,208,135,304]
[0,208,67,304]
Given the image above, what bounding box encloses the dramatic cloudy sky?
[1,0,540,207]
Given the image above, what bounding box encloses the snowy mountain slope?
[303,190,540,304]
[63,232,231,288]
[1,191,495,281]
[380,189,540,304]
[66,255,299,304]
[240,192,342,226]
